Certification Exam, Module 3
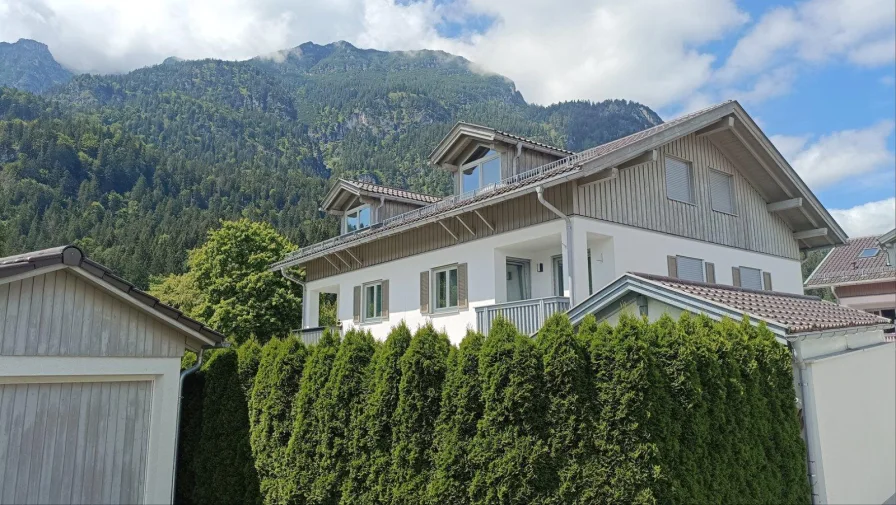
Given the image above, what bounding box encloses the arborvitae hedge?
[178,314,810,505]
[238,339,263,394]
[342,322,412,505]
[250,338,308,505]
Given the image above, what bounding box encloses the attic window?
[344,206,371,234]
[460,149,500,194]
[859,247,880,258]
[464,146,494,164]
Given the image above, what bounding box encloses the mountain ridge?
[0,38,74,93]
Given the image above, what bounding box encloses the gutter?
[171,342,230,504]
[535,186,577,305]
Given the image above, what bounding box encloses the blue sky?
[1,0,894,234]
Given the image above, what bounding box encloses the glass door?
[505,258,531,302]
[552,255,564,297]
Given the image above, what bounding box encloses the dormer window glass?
[344,206,371,234]
[460,148,501,194]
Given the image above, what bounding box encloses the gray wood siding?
[0,270,187,358]
[0,380,152,505]
[499,145,563,178]
[575,133,799,259]
[307,184,573,281]
[376,201,422,223]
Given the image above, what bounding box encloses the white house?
[272,100,848,343]
[0,246,225,505]
[566,272,896,505]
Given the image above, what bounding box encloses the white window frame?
[676,255,705,282]
[738,266,763,290]
[709,168,736,215]
[664,155,696,204]
[551,255,565,297]
[459,148,501,195]
[362,281,383,322]
[343,205,371,234]
[432,265,459,312]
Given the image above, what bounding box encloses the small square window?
[859,248,880,258]
[665,156,695,204]
[676,256,704,282]
[738,267,763,290]
[363,282,382,321]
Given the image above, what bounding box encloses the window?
[506,258,531,302]
[859,247,880,258]
[552,255,565,296]
[709,169,735,214]
[738,266,763,290]
[363,282,383,321]
[433,266,459,311]
[460,148,501,194]
[344,206,371,234]
[676,256,704,282]
[665,156,694,204]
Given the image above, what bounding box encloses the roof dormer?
[321,179,442,235]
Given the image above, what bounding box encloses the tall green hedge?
[177,314,809,505]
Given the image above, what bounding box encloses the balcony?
[291,326,341,346]
[475,296,571,336]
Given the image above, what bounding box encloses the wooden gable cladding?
[575,132,799,260]
[305,184,573,281]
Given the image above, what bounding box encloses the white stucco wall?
[306,217,803,343]
[803,341,896,505]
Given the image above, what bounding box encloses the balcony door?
[506,258,531,302]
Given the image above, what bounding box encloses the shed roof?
[0,246,225,344]
[804,235,895,287]
[567,272,891,337]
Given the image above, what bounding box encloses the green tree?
[148,272,205,317]
[388,324,451,505]
[469,318,550,505]
[427,330,485,505]
[341,322,412,505]
[237,339,263,394]
[250,338,309,505]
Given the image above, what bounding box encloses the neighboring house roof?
[321,179,442,211]
[428,122,573,165]
[567,272,892,337]
[272,100,848,271]
[0,245,225,344]
[878,227,896,246]
[804,235,896,288]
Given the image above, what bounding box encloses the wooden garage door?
[0,380,153,505]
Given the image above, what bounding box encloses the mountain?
[0,39,73,93]
[0,40,662,287]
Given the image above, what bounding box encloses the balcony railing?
[291,326,342,346]
[475,296,571,336]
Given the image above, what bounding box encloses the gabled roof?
[321,179,441,212]
[428,122,573,166]
[879,227,896,246]
[804,235,895,287]
[0,246,225,345]
[567,272,891,337]
[272,100,848,271]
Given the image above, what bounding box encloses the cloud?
[830,198,896,237]
[771,120,896,189]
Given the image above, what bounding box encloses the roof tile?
[805,235,895,286]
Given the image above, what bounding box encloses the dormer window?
[343,206,371,234]
[858,247,880,258]
[460,147,501,194]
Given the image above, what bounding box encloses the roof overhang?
[879,227,896,246]
[320,179,432,213]
[428,122,569,167]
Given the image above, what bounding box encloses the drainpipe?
[789,341,819,505]
[535,186,576,305]
[375,196,385,223]
[171,342,229,504]
[513,141,523,173]
[281,268,308,329]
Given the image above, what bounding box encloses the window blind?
[709,169,735,214]
[676,256,704,282]
[665,156,694,203]
[739,267,763,290]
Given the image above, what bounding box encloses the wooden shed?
[0,246,224,505]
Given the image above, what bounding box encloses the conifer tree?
[427,330,485,505]
[238,339,263,395]
[341,322,412,505]
[469,318,550,505]
[311,329,377,504]
[250,338,308,505]
[388,324,451,505]
[284,330,340,505]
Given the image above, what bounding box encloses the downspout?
[513,141,523,173]
[281,268,308,329]
[171,342,229,504]
[375,196,385,223]
[789,341,819,505]
[535,186,576,305]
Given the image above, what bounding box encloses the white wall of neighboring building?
[306,217,803,343]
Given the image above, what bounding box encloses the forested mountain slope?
[0,40,662,287]
[0,39,73,93]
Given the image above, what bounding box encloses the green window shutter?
[705,262,716,284]
[763,272,773,291]
[457,263,468,309]
[353,285,361,323]
[420,271,430,315]
[667,255,678,278]
[382,280,390,318]
[732,267,741,287]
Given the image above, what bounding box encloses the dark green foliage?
[388,324,452,505]
[193,348,261,505]
[469,318,551,505]
[341,322,412,505]
[175,361,204,505]
[238,339,263,393]
[250,338,309,505]
[285,330,340,505]
[427,330,485,505]
[312,329,377,504]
